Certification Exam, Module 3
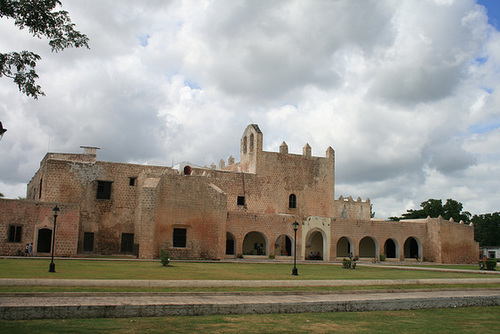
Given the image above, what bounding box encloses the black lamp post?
[292,221,299,276]
[49,205,60,273]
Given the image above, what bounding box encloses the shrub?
[342,258,351,269]
[159,249,170,267]
[380,254,386,261]
[269,254,275,259]
[485,258,497,271]
[237,253,244,259]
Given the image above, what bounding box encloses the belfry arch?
[274,234,292,256]
[305,229,326,260]
[336,236,353,258]
[359,236,378,258]
[384,238,398,259]
[225,232,236,256]
[242,231,268,256]
[404,237,421,259]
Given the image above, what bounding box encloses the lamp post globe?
[292,221,299,276]
[49,206,60,273]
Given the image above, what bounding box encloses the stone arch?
[404,237,421,259]
[305,229,325,260]
[225,232,236,255]
[37,228,52,253]
[359,236,378,258]
[242,231,268,256]
[384,238,398,259]
[183,165,192,176]
[336,236,353,258]
[274,234,292,256]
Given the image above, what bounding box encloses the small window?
[289,194,297,209]
[173,228,187,248]
[183,166,192,175]
[96,181,112,199]
[129,177,137,186]
[8,225,22,243]
[237,196,245,206]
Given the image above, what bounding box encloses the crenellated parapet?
[335,196,371,220]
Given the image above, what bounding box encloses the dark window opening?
[173,228,187,248]
[39,178,43,199]
[289,194,297,209]
[83,232,94,252]
[237,196,245,206]
[129,177,137,186]
[183,166,192,175]
[96,181,112,199]
[121,233,134,253]
[8,225,22,243]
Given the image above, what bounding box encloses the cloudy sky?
[1,0,499,219]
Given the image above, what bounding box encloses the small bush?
[237,253,244,259]
[343,258,351,269]
[159,249,170,267]
[380,254,386,261]
[485,258,497,271]
[269,254,275,259]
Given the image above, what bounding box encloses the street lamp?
[292,221,299,276]
[49,205,60,273]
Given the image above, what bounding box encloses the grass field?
[1,306,499,333]
[0,258,493,281]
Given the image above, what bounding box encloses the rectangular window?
[173,228,187,248]
[237,196,245,206]
[96,181,112,199]
[129,177,136,186]
[121,233,134,253]
[83,232,94,252]
[8,225,22,243]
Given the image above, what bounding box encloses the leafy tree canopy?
[389,198,471,223]
[0,0,89,98]
[472,212,500,247]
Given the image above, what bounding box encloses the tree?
[0,0,89,98]
[472,212,500,246]
[389,198,471,223]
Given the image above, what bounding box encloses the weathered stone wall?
[0,199,79,257]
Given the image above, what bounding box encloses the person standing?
[25,244,29,256]
[29,243,34,257]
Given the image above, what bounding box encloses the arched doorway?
[305,230,324,260]
[37,228,52,253]
[336,236,352,258]
[384,239,397,259]
[404,237,420,259]
[226,232,236,255]
[359,236,377,258]
[242,231,267,256]
[274,234,292,256]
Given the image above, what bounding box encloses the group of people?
[24,243,34,257]
[308,251,322,260]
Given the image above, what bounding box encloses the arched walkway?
[274,234,292,256]
[225,232,236,255]
[305,230,324,260]
[336,236,352,258]
[359,236,377,258]
[404,237,421,259]
[384,238,398,259]
[37,228,52,253]
[242,231,267,256]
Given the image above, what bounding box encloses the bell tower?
[240,124,263,173]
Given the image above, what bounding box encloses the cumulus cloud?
[1,0,499,219]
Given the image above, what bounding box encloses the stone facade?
[0,124,478,263]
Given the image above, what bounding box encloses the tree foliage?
[0,0,89,98]
[389,198,471,223]
[472,212,500,247]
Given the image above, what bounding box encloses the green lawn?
[0,258,493,281]
[1,306,499,333]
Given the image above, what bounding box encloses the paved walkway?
[1,278,499,320]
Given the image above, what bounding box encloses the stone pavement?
[1,278,500,320]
